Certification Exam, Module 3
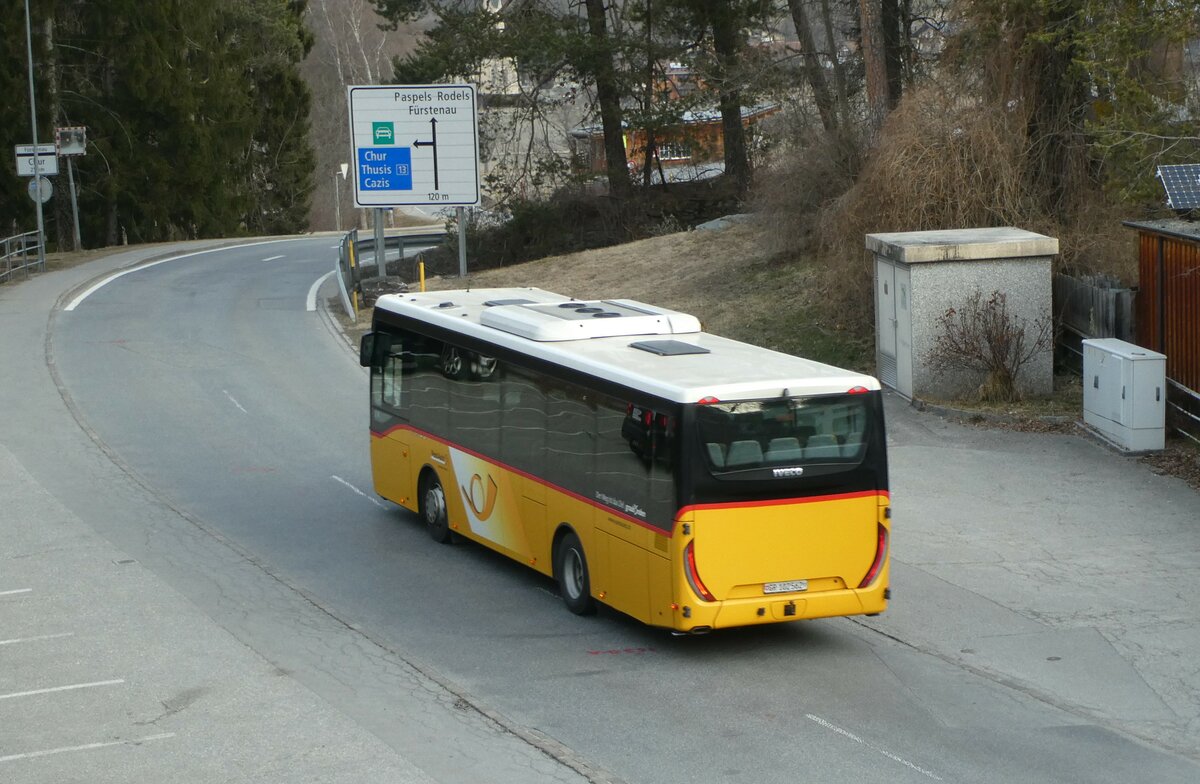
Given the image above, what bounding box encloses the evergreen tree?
[0,0,315,248]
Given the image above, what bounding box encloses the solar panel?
[629,339,711,356]
[1156,164,1200,210]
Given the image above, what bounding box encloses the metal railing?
[0,231,44,284]
[335,229,447,322]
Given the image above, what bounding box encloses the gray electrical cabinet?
[1082,338,1167,452]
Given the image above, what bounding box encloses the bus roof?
[374,288,880,403]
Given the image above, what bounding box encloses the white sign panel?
[347,84,480,207]
[14,144,58,177]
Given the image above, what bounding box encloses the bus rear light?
[847,386,870,395]
[697,396,720,405]
[857,523,889,588]
[684,541,716,602]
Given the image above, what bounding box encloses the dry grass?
[413,219,871,369]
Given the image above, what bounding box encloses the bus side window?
[595,394,651,521]
[545,380,594,491]
[499,364,545,474]
[405,334,449,436]
[382,341,403,409]
[368,331,403,412]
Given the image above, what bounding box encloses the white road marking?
[331,475,386,508]
[0,679,125,701]
[806,714,942,781]
[0,733,175,763]
[222,390,248,414]
[64,238,312,311]
[0,632,74,647]
[307,270,335,312]
[0,588,32,597]
[262,254,285,262]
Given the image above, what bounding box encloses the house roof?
[569,103,780,139]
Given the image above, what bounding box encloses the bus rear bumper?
[673,583,889,632]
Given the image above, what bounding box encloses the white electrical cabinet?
[1082,338,1166,452]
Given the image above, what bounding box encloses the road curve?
[13,238,1200,783]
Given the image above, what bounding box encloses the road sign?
[347,84,480,207]
[14,144,58,176]
[27,176,52,203]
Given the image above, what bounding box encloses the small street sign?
[14,144,58,177]
[27,175,52,203]
[347,84,481,208]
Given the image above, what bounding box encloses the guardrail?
[335,229,447,322]
[1,231,44,284]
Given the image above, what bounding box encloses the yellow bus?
[360,288,890,633]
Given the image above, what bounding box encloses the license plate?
[763,579,808,594]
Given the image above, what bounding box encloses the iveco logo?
[773,467,805,478]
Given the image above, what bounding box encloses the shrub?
[926,289,1053,403]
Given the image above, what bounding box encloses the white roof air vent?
[480,299,701,341]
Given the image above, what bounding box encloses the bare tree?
[302,0,423,230]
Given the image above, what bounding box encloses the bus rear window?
[696,394,869,473]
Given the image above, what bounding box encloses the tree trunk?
[583,0,632,197]
[707,3,750,194]
[880,0,903,109]
[818,0,851,129]
[787,0,838,133]
[1026,11,1088,220]
[858,0,889,130]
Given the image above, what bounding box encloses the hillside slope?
[421,219,871,370]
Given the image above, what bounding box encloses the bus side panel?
[520,495,550,576]
[593,515,675,627]
[371,433,413,510]
[646,546,674,628]
[595,533,651,621]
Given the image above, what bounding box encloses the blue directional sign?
[357,147,412,191]
[347,84,480,207]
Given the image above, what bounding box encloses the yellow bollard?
[419,261,426,292]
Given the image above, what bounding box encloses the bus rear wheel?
[420,472,453,544]
[555,531,596,616]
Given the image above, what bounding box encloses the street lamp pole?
[23,0,46,270]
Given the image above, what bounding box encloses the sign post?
[22,0,46,270]
[56,126,86,251]
[347,84,481,276]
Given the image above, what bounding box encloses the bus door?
[366,330,413,506]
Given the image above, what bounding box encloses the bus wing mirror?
[359,332,375,367]
[360,332,390,368]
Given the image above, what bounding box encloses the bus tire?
[420,471,453,544]
[554,531,596,616]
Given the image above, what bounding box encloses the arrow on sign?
[413,117,439,190]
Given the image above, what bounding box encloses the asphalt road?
[3,237,1198,783]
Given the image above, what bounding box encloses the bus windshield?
[695,393,870,473]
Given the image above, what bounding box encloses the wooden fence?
[1126,221,1200,442]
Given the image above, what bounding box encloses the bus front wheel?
[555,531,596,616]
[420,472,453,544]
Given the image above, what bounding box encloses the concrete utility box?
[866,227,1058,401]
[1082,338,1166,452]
